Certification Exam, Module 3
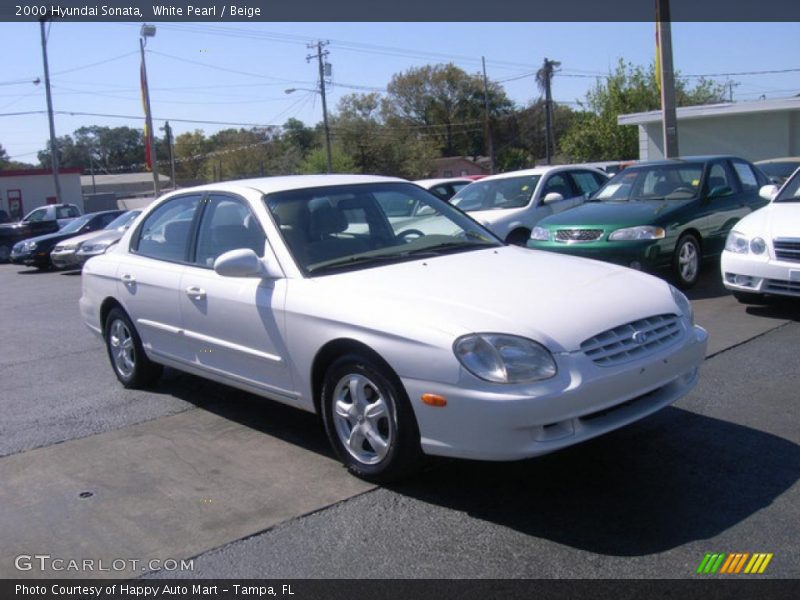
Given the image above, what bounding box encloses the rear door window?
[133,195,203,263]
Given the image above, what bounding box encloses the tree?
[382,63,513,158]
[559,59,726,161]
[493,100,576,170]
[38,126,148,171]
[282,118,315,159]
[0,143,8,167]
[330,93,439,178]
[173,130,210,183]
[300,146,357,175]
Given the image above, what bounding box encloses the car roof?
[414,177,473,186]
[468,164,607,182]
[630,155,745,167]
[755,157,800,164]
[163,174,408,198]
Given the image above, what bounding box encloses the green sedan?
[527,156,771,288]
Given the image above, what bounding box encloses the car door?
[701,160,752,256]
[530,172,585,225]
[117,193,202,364]
[179,193,295,400]
[730,158,771,212]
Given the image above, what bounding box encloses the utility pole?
[656,0,679,158]
[481,57,495,175]
[139,24,160,196]
[162,121,176,190]
[540,57,560,165]
[39,17,63,204]
[307,41,332,174]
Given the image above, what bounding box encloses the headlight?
[749,237,766,255]
[453,333,557,384]
[725,231,749,254]
[78,240,112,254]
[609,226,665,241]
[669,285,694,326]
[529,226,550,241]
[23,240,38,251]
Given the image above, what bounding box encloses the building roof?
[80,172,171,186]
[618,97,800,126]
[0,168,82,177]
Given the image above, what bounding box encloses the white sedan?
[80,175,707,482]
[449,165,608,244]
[721,170,800,303]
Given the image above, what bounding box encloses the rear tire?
[104,307,162,389]
[672,234,701,289]
[321,353,423,483]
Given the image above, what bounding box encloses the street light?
[285,85,332,173]
[139,24,160,195]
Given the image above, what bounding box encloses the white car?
[80,175,707,482]
[449,165,609,244]
[721,170,800,302]
[414,177,474,201]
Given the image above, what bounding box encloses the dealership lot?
[0,262,798,579]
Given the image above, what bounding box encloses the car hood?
[299,245,679,352]
[55,230,105,247]
[539,199,692,227]
[83,229,125,245]
[22,230,77,246]
[734,202,800,239]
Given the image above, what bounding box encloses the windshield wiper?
[399,240,493,257]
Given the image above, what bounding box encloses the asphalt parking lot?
[0,261,798,580]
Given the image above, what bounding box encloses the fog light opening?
[734,274,754,287]
[629,261,642,270]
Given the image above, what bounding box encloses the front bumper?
[10,249,49,267]
[50,249,80,269]
[721,251,800,298]
[527,239,669,272]
[405,323,708,461]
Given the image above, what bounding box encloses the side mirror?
[707,185,733,199]
[213,248,282,279]
[543,192,564,204]
[759,184,779,202]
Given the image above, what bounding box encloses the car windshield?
[59,214,93,233]
[450,175,541,211]
[774,172,800,203]
[105,210,142,230]
[265,182,500,275]
[594,164,704,202]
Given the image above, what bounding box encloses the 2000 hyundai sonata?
[81,175,708,481]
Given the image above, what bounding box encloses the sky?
[1,21,799,165]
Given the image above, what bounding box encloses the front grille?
[774,238,800,263]
[580,314,682,366]
[764,278,800,296]
[555,229,604,243]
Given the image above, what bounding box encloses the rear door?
[702,160,751,256]
[117,193,203,364]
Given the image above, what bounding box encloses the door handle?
[120,273,136,284]
[186,286,206,300]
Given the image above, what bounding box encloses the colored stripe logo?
[696,552,773,574]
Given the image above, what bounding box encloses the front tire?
[506,228,531,246]
[104,307,162,389]
[321,354,423,483]
[673,234,701,289]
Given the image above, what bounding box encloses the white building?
[618,97,800,161]
[0,168,83,220]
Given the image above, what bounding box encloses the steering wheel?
[668,187,695,196]
[396,229,425,242]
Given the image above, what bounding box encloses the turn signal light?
[421,393,447,407]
